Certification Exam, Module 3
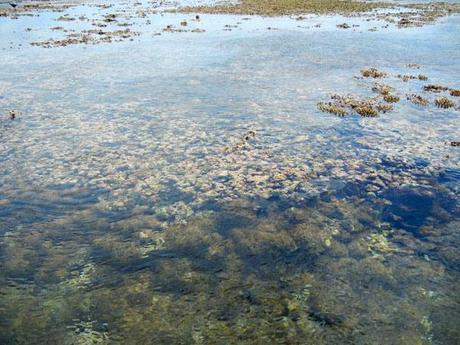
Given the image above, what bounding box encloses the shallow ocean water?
[0,1,459,344]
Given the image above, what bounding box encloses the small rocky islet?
[0,0,459,344]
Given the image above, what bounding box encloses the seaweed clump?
[372,83,392,95]
[407,94,429,106]
[31,29,140,48]
[397,74,427,82]
[318,94,392,117]
[178,0,387,16]
[317,102,349,117]
[375,103,393,113]
[434,97,455,109]
[371,82,399,103]
[355,104,378,117]
[361,68,387,78]
[383,94,400,103]
[449,89,460,97]
[424,84,448,93]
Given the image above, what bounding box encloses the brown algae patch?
[57,15,76,22]
[423,84,448,93]
[434,97,455,109]
[318,94,391,118]
[397,74,428,82]
[398,74,415,82]
[372,83,393,96]
[383,94,400,103]
[375,103,393,113]
[361,68,387,78]
[407,94,429,106]
[371,83,400,103]
[317,102,349,117]
[377,2,460,28]
[319,66,460,117]
[178,0,388,16]
[177,0,460,31]
[160,23,206,34]
[355,103,379,117]
[31,29,140,47]
[0,2,75,18]
[418,74,428,81]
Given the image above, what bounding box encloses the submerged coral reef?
[1,188,459,344]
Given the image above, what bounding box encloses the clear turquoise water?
[0,2,459,344]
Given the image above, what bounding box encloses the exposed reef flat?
[179,0,388,15]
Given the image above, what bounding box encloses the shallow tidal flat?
[0,0,459,344]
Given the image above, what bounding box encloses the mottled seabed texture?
[0,0,459,344]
